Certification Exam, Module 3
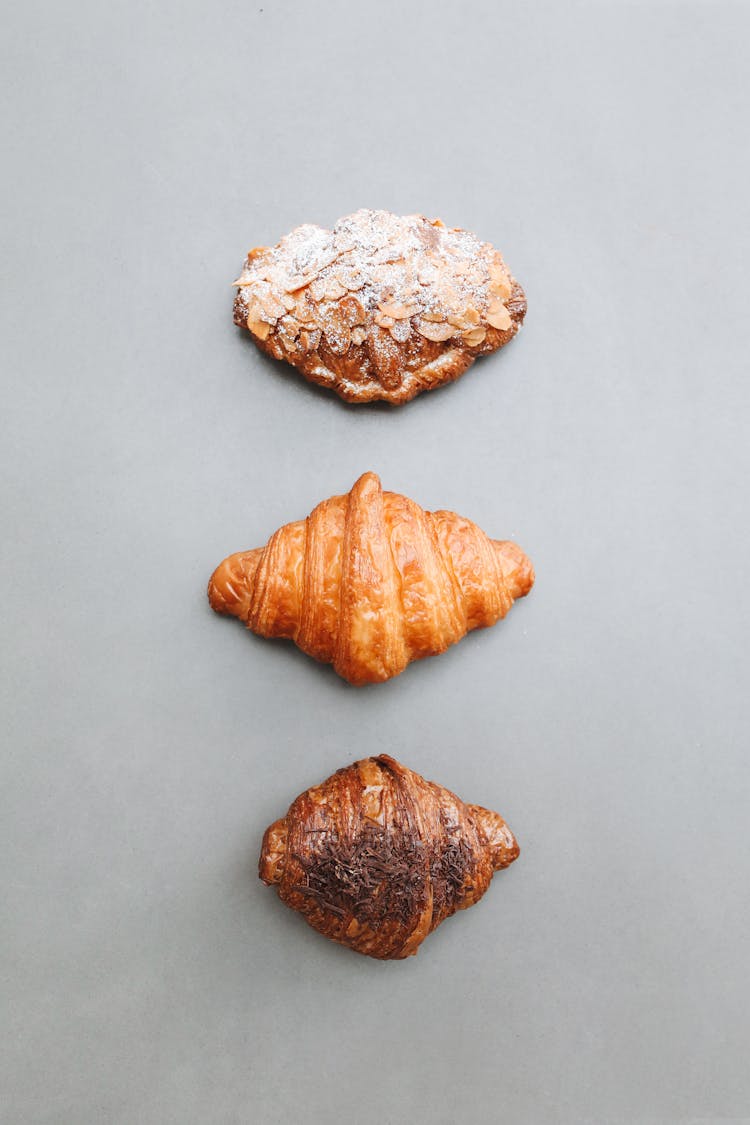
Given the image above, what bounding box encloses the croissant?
[208,472,533,685]
[259,754,519,960]
[233,209,526,404]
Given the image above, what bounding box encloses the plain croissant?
[208,472,533,685]
[259,754,519,960]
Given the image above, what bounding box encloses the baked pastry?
[260,754,519,959]
[208,471,533,685]
[233,209,526,404]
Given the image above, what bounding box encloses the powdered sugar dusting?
[233,209,525,404]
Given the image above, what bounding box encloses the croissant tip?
[494,540,534,600]
[352,470,382,492]
[258,819,287,885]
[469,804,520,871]
[207,559,236,614]
[509,279,527,324]
[208,550,260,618]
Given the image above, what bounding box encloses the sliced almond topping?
[462,326,487,347]
[374,250,406,266]
[307,250,342,276]
[378,301,420,320]
[375,313,395,329]
[468,265,486,288]
[416,320,457,342]
[260,295,287,320]
[447,309,479,329]
[324,278,347,301]
[324,324,351,356]
[490,279,512,302]
[350,326,367,346]
[449,305,482,330]
[487,300,512,331]
[247,316,272,340]
[389,319,411,343]
[244,301,264,321]
[338,295,366,327]
[338,269,366,291]
[276,323,300,352]
[284,275,311,293]
[489,263,512,300]
[439,282,461,309]
[298,328,321,353]
[420,309,447,323]
[280,293,296,311]
[293,295,316,324]
[318,302,353,355]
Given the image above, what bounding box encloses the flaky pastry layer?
[208,472,534,684]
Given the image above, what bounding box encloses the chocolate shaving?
[292,821,472,929]
[292,825,427,927]
[430,837,473,908]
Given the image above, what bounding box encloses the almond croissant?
[260,755,519,960]
[208,472,533,685]
[233,209,526,404]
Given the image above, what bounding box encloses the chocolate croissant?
[260,755,519,959]
[208,472,533,685]
[233,209,526,404]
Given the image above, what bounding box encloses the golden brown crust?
[258,755,519,959]
[208,472,534,685]
[233,210,526,404]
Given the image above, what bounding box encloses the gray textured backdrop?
[2,1,749,1122]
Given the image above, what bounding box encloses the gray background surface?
[2,1,749,1122]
